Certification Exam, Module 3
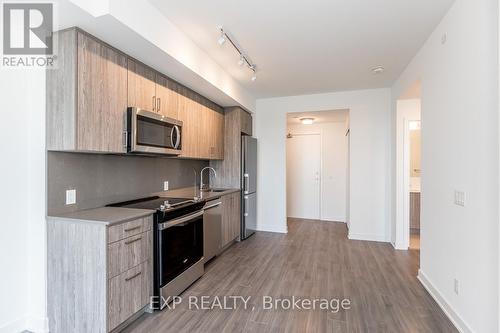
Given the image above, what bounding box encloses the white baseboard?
[392,241,408,250]
[254,223,288,234]
[417,270,472,333]
[348,232,388,243]
[0,316,27,333]
[320,216,346,223]
[0,314,49,333]
[26,314,49,333]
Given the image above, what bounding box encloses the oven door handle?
[158,210,203,230]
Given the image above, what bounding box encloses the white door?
[286,134,321,219]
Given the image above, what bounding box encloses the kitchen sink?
[201,188,227,193]
[209,189,227,193]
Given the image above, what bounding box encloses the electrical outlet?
[66,189,76,205]
[454,279,459,295]
[454,190,466,207]
[163,181,169,191]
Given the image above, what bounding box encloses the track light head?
[238,56,245,66]
[217,34,226,46]
[251,73,257,81]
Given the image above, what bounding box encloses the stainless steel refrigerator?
[241,136,257,240]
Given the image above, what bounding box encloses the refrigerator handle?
[244,195,249,217]
[243,173,249,194]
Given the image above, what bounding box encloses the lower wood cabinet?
[48,214,153,333]
[221,191,241,248]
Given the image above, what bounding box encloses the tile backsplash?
[47,152,208,215]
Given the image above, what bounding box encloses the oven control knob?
[193,196,200,202]
[163,200,172,209]
[159,204,165,211]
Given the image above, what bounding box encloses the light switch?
[66,189,76,205]
[454,190,465,207]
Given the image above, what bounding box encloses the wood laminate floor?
[124,218,457,333]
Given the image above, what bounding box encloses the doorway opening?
[395,80,421,258]
[285,109,350,225]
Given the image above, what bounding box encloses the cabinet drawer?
[108,261,151,331]
[108,231,151,278]
[108,215,152,243]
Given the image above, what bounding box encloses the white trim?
[348,232,388,243]
[26,314,49,333]
[417,270,473,333]
[321,217,347,223]
[254,223,288,234]
[0,316,27,333]
[395,99,420,250]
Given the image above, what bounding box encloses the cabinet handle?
[152,96,156,111]
[122,131,128,149]
[125,271,142,282]
[157,98,161,112]
[124,236,142,245]
[124,226,141,232]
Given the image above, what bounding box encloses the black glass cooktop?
[108,196,193,210]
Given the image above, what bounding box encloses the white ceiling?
[149,0,454,99]
[287,109,349,125]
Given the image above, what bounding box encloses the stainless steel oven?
[158,210,204,287]
[126,107,182,155]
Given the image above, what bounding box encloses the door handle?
[243,174,249,194]
[152,96,156,111]
[244,195,249,217]
[157,97,161,112]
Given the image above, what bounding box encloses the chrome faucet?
[200,167,217,191]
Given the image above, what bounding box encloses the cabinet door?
[178,86,200,158]
[213,110,225,159]
[198,102,212,159]
[77,32,128,153]
[230,192,241,241]
[108,261,150,331]
[240,109,253,136]
[127,59,156,112]
[155,74,179,119]
[221,192,241,248]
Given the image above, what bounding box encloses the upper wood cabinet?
[48,28,224,159]
[240,110,253,136]
[127,59,156,112]
[210,106,253,188]
[178,89,224,160]
[155,74,179,119]
[47,29,128,153]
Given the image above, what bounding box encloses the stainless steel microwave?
[126,107,182,155]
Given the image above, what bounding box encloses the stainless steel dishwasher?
[203,199,222,263]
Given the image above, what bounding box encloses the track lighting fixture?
[217,34,226,46]
[217,26,258,82]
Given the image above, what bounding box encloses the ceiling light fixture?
[371,66,385,74]
[217,26,257,82]
[300,118,314,125]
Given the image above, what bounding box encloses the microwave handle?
[172,125,181,149]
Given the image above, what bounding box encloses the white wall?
[255,89,391,240]
[287,122,348,222]
[0,69,47,332]
[391,0,499,331]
